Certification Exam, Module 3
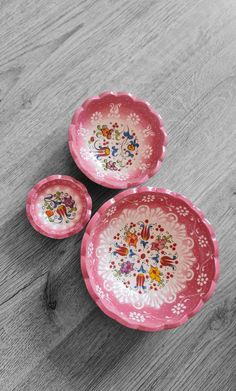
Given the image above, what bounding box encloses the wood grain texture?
[0,0,236,390]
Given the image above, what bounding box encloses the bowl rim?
[26,175,92,239]
[81,186,220,331]
[68,91,168,189]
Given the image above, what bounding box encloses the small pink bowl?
[26,175,92,239]
[81,187,219,331]
[68,91,167,188]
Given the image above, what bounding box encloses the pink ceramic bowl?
[81,187,219,331]
[68,92,167,188]
[26,175,92,239]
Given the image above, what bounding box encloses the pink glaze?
[68,92,167,188]
[26,175,92,239]
[81,187,219,331]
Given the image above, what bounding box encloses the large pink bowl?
[81,187,219,331]
[26,175,92,239]
[68,92,167,188]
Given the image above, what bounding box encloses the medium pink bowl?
[68,91,167,188]
[81,187,219,331]
[26,175,92,239]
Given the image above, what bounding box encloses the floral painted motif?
[144,145,153,159]
[97,205,196,309]
[80,147,90,161]
[70,92,168,192]
[142,194,155,203]
[106,206,117,217]
[129,312,145,322]
[88,121,140,172]
[83,187,218,330]
[113,171,129,181]
[95,285,111,303]
[198,235,208,248]
[91,111,103,123]
[197,272,208,286]
[96,285,105,299]
[138,162,150,173]
[87,242,94,257]
[176,206,189,216]
[127,113,140,125]
[77,127,89,136]
[107,219,179,295]
[43,191,77,224]
[171,303,186,315]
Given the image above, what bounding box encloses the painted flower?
[142,194,155,203]
[45,210,54,218]
[106,206,117,217]
[149,266,162,282]
[62,194,75,208]
[151,239,166,251]
[91,111,103,123]
[87,242,93,257]
[198,235,208,248]
[127,113,140,125]
[120,261,134,274]
[96,285,105,299]
[176,206,189,216]
[197,273,208,286]
[171,303,186,315]
[77,127,89,136]
[129,312,145,323]
[125,230,138,247]
[144,145,153,159]
[138,162,150,173]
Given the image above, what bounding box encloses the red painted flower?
[114,245,128,256]
[140,222,152,240]
[151,239,166,251]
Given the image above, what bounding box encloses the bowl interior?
[70,93,166,188]
[27,177,90,238]
[82,189,218,330]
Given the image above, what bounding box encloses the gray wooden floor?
[0,1,236,390]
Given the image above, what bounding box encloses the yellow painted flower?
[149,266,161,282]
[127,144,135,151]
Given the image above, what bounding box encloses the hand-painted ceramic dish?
[81,187,219,331]
[68,92,167,188]
[26,175,92,239]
